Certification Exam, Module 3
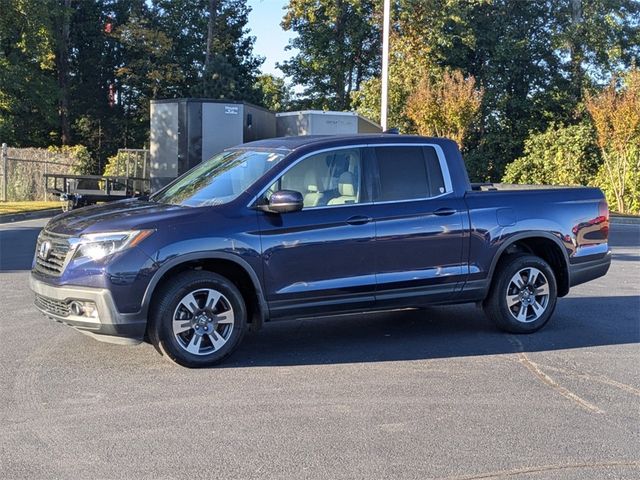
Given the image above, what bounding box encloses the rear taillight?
[598,199,609,220]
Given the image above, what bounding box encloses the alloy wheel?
[505,267,550,323]
[172,288,235,355]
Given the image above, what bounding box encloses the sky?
[246,0,296,77]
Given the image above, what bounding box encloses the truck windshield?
[150,149,287,207]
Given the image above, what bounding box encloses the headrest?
[338,171,355,197]
[327,153,350,173]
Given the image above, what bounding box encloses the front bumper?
[569,250,612,288]
[30,276,147,345]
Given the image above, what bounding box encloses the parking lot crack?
[507,336,604,414]
[437,460,640,479]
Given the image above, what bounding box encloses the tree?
[153,0,263,101]
[405,70,483,148]
[556,0,640,102]
[53,0,72,144]
[351,0,639,182]
[586,68,640,214]
[502,122,601,186]
[279,0,381,110]
[256,74,292,112]
[0,0,58,146]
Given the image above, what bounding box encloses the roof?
[275,110,382,130]
[150,98,272,113]
[276,110,360,117]
[236,134,455,152]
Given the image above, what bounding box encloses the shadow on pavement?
[225,295,640,367]
[0,227,41,271]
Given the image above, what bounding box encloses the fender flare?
[486,231,571,295]
[140,252,269,323]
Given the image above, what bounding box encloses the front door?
[257,147,377,319]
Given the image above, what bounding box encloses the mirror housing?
[261,190,304,214]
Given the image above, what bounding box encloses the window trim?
[247,143,454,209]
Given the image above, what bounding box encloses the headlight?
[73,230,154,263]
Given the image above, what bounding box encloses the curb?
[0,208,60,225]
[611,215,640,226]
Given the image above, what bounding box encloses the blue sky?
[246,0,296,77]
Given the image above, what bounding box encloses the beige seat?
[303,171,324,207]
[327,172,357,205]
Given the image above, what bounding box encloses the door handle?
[346,215,373,225]
[433,207,457,216]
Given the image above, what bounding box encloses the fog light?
[69,301,84,316]
[68,300,98,319]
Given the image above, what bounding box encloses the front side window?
[151,149,287,207]
[374,146,447,202]
[267,148,363,208]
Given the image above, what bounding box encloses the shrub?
[502,123,601,186]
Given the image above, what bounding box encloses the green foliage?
[592,149,640,215]
[48,145,95,175]
[1,0,262,170]
[352,0,639,182]
[502,123,601,186]
[103,150,149,186]
[280,0,381,110]
[0,0,58,146]
[256,75,292,112]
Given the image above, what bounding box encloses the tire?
[483,254,557,334]
[148,270,247,367]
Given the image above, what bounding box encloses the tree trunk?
[55,0,72,144]
[205,0,220,69]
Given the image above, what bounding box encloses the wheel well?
[497,237,569,297]
[149,259,263,326]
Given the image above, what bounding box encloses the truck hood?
[44,198,201,236]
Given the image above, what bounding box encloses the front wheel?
[483,254,558,334]
[148,271,247,367]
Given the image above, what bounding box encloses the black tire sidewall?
[152,271,247,367]
[488,254,558,333]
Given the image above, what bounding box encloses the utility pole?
[1,143,7,202]
[380,0,391,131]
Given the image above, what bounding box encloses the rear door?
[369,144,467,306]
[257,147,378,319]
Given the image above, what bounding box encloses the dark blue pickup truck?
[30,135,611,367]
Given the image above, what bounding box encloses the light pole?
[380,0,391,131]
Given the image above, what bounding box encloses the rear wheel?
[484,254,557,333]
[148,271,247,367]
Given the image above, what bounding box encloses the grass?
[0,201,61,215]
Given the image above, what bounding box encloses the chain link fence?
[1,146,150,202]
[0,144,78,202]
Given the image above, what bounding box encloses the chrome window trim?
[246,142,454,209]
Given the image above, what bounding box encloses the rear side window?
[374,146,446,202]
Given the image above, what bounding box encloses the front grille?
[34,231,71,276]
[35,294,70,317]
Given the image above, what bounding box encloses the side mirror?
[266,190,304,213]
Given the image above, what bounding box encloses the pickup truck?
[30,135,611,367]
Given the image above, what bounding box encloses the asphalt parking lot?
[0,217,638,480]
